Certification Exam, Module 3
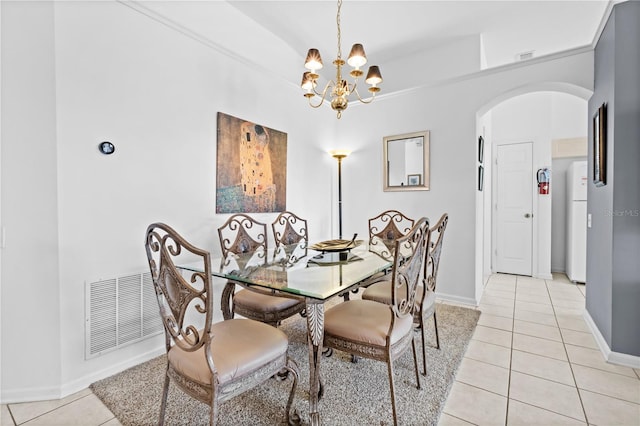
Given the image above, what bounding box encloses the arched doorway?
[475,83,592,299]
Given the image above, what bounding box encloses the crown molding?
[116,0,295,88]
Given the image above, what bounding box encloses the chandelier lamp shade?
[301,0,383,119]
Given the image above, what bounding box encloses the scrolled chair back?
[218,213,268,257]
[425,213,449,293]
[369,209,415,241]
[272,211,308,246]
[145,223,213,353]
[391,217,430,318]
[368,210,415,260]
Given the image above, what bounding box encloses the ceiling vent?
[516,50,535,61]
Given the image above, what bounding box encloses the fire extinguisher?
[537,168,550,195]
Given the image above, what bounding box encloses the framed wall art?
[593,103,606,187]
[407,174,421,186]
[215,112,287,213]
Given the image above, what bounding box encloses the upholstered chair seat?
[324,299,414,346]
[233,289,302,314]
[362,281,434,318]
[168,319,289,385]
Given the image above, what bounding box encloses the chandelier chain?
[336,0,342,60]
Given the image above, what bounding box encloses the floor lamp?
[330,150,350,239]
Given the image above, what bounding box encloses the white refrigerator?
[566,161,588,283]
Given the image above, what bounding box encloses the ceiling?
[229,0,608,66]
[138,1,611,96]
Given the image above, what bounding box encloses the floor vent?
[85,272,163,359]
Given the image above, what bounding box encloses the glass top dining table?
[179,241,392,299]
[178,239,394,425]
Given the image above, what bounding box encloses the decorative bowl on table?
[309,239,363,253]
[309,238,363,263]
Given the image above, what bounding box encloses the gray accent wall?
[587,0,640,357]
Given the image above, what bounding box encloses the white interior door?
[495,143,533,276]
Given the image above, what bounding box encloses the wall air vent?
[85,272,163,359]
[516,50,535,61]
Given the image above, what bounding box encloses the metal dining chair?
[218,213,305,326]
[349,210,415,299]
[368,209,415,253]
[361,213,449,375]
[322,217,430,425]
[144,222,299,425]
[272,211,308,246]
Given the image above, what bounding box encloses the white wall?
[491,92,587,277]
[1,1,62,400]
[551,92,589,139]
[0,1,594,402]
[52,1,338,395]
[1,0,331,402]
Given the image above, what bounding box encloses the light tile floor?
[2,273,639,425]
[440,273,640,426]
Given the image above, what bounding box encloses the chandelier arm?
[352,86,377,104]
[307,97,325,109]
[308,81,335,108]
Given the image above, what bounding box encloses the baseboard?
[535,273,554,280]
[583,310,640,369]
[63,347,165,398]
[1,346,165,404]
[0,384,61,405]
[436,292,479,308]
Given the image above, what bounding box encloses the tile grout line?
[545,277,590,425]
[9,394,94,426]
[6,405,17,426]
[440,412,478,425]
[483,276,639,424]
[503,276,518,426]
[98,416,119,426]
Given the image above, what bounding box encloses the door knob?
[524,213,532,218]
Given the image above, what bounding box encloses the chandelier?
[300,0,383,119]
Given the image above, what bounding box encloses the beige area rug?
[91,303,479,426]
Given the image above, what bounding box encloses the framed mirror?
[383,130,430,191]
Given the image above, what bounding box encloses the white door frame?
[492,140,539,277]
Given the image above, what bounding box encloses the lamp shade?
[365,65,383,86]
[347,43,367,68]
[330,149,351,158]
[301,72,316,91]
[304,48,323,71]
